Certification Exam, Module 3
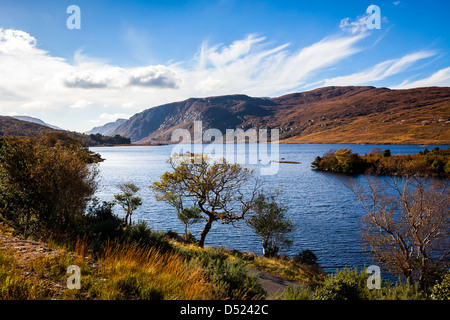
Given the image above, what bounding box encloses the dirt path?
[248,268,303,298]
[0,234,65,264]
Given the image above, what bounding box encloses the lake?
[90,143,448,274]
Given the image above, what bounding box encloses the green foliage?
[313,268,367,300]
[81,199,171,254]
[381,149,391,157]
[151,154,257,248]
[114,182,142,225]
[0,136,99,240]
[312,148,450,177]
[81,199,124,252]
[176,247,266,299]
[311,148,369,174]
[293,250,319,266]
[431,271,450,300]
[247,191,294,257]
[89,133,131,145]
[277,267,428,300]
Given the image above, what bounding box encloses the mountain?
[12,116,63,130]
[0,116,130,146]
[0,116,58,138]
[86,118,127,136]
[89,86,450,145]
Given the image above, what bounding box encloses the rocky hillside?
[94,86,450,145]
[86,118,127,136]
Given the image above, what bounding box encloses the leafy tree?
[246,191,294,257]
[162,193,202,242]
[151,154,259,248]
[0,136,99,240]
[114,183,142,226]
[178,206,202,242]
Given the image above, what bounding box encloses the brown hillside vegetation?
[0,116,130,146]
[102,86,450,145]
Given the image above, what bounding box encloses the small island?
[311,147,450,178]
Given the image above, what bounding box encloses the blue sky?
[0,0,449,131]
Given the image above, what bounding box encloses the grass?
[0,237,216,300]
[2,232,446,300]
[275,267,428,300]
[0,248,52,299]
[91,242,214,300]
[246,254,324,286]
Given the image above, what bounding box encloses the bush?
[81,199,124,252]
[0,136,99,241]
[313,268,367,300]
[293,250,319,266]
[123,221,172,253]
[431,271,450,300]
[176,247,266,299]
[381,149,391,157]
[81,199,172,255]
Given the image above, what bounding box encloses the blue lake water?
[90,143,448,274]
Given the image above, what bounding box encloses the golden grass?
[0,233,217,300]
[94,242,216,300]
[248,255,324,286]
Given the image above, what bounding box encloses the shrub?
[313,268,367,300]
[177,247,266,299]
[431,271,450,300]
[381,149,391,157]
[293,250,319,266]
[0,136,99,240]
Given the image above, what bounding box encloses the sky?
[0,0,449,132]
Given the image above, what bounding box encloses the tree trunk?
[198,216,214,248]
[262,239,269,257]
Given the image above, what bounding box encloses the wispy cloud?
[340,16,369,34]
[176,33,366,96]
[321,51,436,86]
[395,67,450,88]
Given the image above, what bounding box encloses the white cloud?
[395,67,450,88]
[340,16,369,34]
[176,33,366,96]
[322,51,436,86]
[99,113,131,122]
[122,101,137,108]
[70,99,95,109]
[20,101,50,109]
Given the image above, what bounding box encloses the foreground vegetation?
[2,226,449,300]
[1,135,449,300]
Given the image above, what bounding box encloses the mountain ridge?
[12,115,63,130]
[0,116,130,146]
[92,86,450,145]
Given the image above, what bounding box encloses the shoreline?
[90,142,450,147]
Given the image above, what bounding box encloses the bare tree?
[348,176,449,290]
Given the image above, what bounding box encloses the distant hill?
[12,116,63,130]
[0,116,130,146]
[86,118,127,136]
[93,86,450,145]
